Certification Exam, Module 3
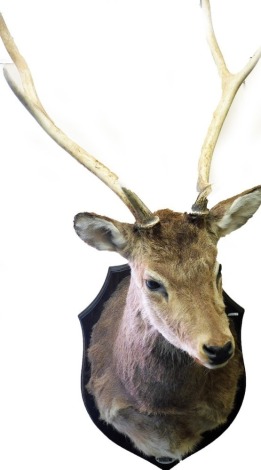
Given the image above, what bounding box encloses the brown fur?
[86,209,244,460]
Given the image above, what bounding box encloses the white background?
[0,1,260,469]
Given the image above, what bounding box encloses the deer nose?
[203,341,234,366]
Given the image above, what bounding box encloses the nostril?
[203,344,218,358]
[223,341,233,355]
[203,341,233,365]
[203,341,232,356]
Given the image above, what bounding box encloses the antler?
[0,13,159,229]
[192,0,261,214]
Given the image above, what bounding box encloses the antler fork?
[1,4,260,219]
[192,0,261,214]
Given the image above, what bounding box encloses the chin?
[194,357,230,370]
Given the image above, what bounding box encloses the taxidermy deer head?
[0,0,260,466]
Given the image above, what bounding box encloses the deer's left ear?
[209,185,261,237]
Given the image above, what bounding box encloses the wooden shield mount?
[78,264,245,469]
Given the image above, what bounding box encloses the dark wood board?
[79,264,245,469]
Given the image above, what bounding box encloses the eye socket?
[145,279,162,291]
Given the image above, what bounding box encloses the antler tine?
[192,0,261,214]
[0,14,159,229]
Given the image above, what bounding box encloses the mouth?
[194,357,231,369]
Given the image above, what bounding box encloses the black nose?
[203,341,233,365]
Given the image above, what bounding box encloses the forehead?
[135,210,217,278]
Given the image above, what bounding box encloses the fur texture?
[74,187,261,460]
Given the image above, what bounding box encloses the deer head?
[0,0,260,370]
[74,188,260,369]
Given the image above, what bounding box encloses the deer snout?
[202,341,234,367]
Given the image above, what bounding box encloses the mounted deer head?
[74,187,261,369]
[0,0,260,465]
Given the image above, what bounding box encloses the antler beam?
[192,0,261,214]
[0,13,159,229]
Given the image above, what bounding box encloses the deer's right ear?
[74,213,130,253]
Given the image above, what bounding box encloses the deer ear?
[209,186,261,237]
[73,212,130,252]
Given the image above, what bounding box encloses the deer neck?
[113,275,203,410]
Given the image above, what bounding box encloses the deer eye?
[217,264,222,279]
[145,279,162,291]
[145,279,168,298]
[216,263,222,288]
